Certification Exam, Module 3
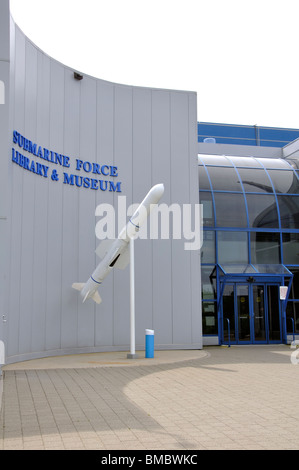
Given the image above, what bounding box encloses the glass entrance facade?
[199,154,299,344]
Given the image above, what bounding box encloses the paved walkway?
[0,345,299,450]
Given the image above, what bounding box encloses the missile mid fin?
[95,239,115,259]
[113,246,130,269]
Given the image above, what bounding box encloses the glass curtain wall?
[199,154,299,339]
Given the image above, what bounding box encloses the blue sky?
[10,0,299,129]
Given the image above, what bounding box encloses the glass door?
[237,285,251,342]
[220,281,282,344]
[252,283,281,343]
[252,285,266,342]
[222,284,236,343]
[267,285,281,341]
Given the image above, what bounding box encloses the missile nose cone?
[153,183,164,196]
[148,183,164,203]
[125,183,165,239]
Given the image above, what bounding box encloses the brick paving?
[0,345,299,450]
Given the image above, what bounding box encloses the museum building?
[0,0,201,365]
[0,1,298,366]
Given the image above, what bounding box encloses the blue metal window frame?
[197,122,299,148]
[219,280,290,345]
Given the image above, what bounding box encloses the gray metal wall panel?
[0,62,10,217]
[151,90,173,345]
[3,11,201,363]
[18,40,39,355]
[113,85,133,346]
[45,60,64,351]
[31,51,51,353]
[60,69,80,348]
[0,1,10,351]
[77,76,98,346]
[95,80,115,347]
[7,26,26,358]
[0,0,10,62]
[132,88,153,342]
[189,95,202,345]
[170,92,193,345]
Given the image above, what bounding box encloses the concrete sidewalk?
[0,345,299,450]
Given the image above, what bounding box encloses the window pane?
[199,191,214,226]
[282,233,299,265]
[258,158,290,169]
[277,195,299,228]
[220,264,256,274]
[246,194,279,228]
[250,232,280,264]
[267,285,281,341]
[267,170,299,194]
[202,266,217,299]
[201,231,216,264]
[218,231,248,264]
[286,302,299,333]
[214,193,247,227]
[207,167,242,191]
[286,268,299,299]
[200,155,232,166]
[287,157,299,170]
[238,168,273,193]
[202,301,218,335]
[198,166,211,190]
[230,156,263,168]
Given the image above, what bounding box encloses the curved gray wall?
[0,0,201,364]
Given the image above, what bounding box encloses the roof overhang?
[218,263,293,282]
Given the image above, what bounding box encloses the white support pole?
[127,236,138,359]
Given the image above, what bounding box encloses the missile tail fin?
[81,289,102,304]
[72,282,85,292]
[72,283,102,305]
[92,291,102,304]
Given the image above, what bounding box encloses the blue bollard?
[145,329,154,358]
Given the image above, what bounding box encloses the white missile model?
[72,183,164,304]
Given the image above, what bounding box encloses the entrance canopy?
[218,263,293,280]
[218,263,293,308]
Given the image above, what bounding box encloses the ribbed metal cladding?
[1,2,201,363]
